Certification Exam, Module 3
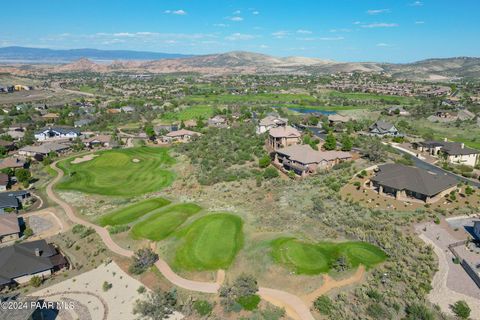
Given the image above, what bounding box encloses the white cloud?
[318,36,344,41]
[113,32,135,37]
[353,21,361,25]
[415,21,425,24]
[272,30,290,39]
[361,23,399,28]
[213,23,228,27]
[329,28,351,33]
[252,11,260,15]
[164,9,187,15]
[410,1,423,6]
[297,29,312,34]
[376,43,390,47]
[259,44,268,48]
[229,16,244,22]
[233,10,241,15]
[367,9,390,15]
[225,33,256,41]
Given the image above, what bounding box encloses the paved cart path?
[47,160,315,320]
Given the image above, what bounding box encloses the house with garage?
[0,157,26,170]
[268,126,301,150]
[208,115,227,128]
[41,113,60,123]
[0,174,9,191]
[34,127,81,141]
[274,144,352,176]
[0,239,68,289]
[412,138,480,167]
[0,190,31,213]
[83,135,113,148]
[386,106,410,116]
[0,214,20,243]
[18,143,70,159]
[162,129,201,143]
[368,121,400,137]
[256,115,288,134]
[368,163,457,203]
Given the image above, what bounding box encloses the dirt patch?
[71,154,98,164]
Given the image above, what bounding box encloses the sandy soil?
[32,261,184,320]
[71,154,98,164]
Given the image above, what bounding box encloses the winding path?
[47,160,316,320]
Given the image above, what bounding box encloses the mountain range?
[1,46,479,80]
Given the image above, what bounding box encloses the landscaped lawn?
[271,238,387,275]
[57,147,175,196]
[325,90,418,104]
[173,213,243,270]
[97,198,171,226]
[130,203,202,241]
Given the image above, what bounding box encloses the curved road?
[47,160,315,320]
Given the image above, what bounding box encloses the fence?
[448,241,480,289]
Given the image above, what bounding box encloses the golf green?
[57,147,175,196]
[271,238,387,275]
[130,203,202,241]
[97,198,171,226]
[174,213,243,271]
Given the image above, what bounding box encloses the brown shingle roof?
[0,214,20,236]
[269,126,301,138]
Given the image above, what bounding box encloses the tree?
[263,167,279,179]
[144,124,156,139]
[220,274,259,311]
[330,255,350,272]
[451,300,471,319]
[404,303,434,320]
[133,289,177,320]
[341,135,353,151]
[15,168,31,183]
[258,154,271,168]
[30,276,42,287]
[129,248,159,274]
[363,138,386,162]
[323,132,337,150]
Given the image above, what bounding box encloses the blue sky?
[1,0,479,62]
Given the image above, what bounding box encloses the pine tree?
[323,132,337,150]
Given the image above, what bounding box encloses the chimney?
[461,143,464,149]
[34,248,40,257]
[444,137,448,142]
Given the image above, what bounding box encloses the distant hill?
[0,46,192,62]
[1,47,479,80]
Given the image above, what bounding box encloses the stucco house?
[0,239,67,289]
[0,214,20,243]
[274,144,352,176]
[208,115,227,128]
[256,115,288,134]
[369,121,400,137]
[18,142,70,158]
[83,135,112,148]
[368,163,457,203]
[268,126,301,150]
[413,138,480,167]
[162,129,201,143]
[34,127,81,141]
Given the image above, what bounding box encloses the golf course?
[173,213,244,271]
[271,238,387,275]
[131,203,202,241]
[97,197,171,226]
[56,147,175,196]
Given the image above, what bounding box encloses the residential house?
[34,127,81,141]
[0,190,31,213]
[268,126,301,150]
[0,140,16,152]
[369,121,400,137]
[0,239,68,289]
[154,124,179,135]
[413,139,480,167]
[208,115,227,128]
[162,129,201,143]
[121,106,135,113]
[368,163,457,203]
[83,135,112,148]
[0,157,26,170]
[328,114,351,125]
[74,118,93,128]
[474,221,480,239]
[0,214,20,243]
[386,106,410,116]
[41,113,60,122]
[0,174,9,191]
[274,144,352,176]
[256,115,288,134]
[18,143,70,158]
[457,109,476,121]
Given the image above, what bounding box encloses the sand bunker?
[132,158,140,163]
[71,154,98,164]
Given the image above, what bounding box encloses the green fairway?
[57,147,175,196]
[326,90,418,104]
[131,203,202,241]
[271,238,387,275]
[174,213,243,271]
[162,105,213,121]
[97,198,171,226]
[184,93,316,104]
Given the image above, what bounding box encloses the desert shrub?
[313,295,334,316]
[108,225,131,234]
[258,154,271,168]
[263,167,279,179]
[220,274,258,312]
[237,294,260,311]
[129,248,159,274]
[193,300,213,316]
[102,281,112,291]
[404,303,434,320]
[133,289,177,320]
[451,300,471,319]
[29,276,42,288]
